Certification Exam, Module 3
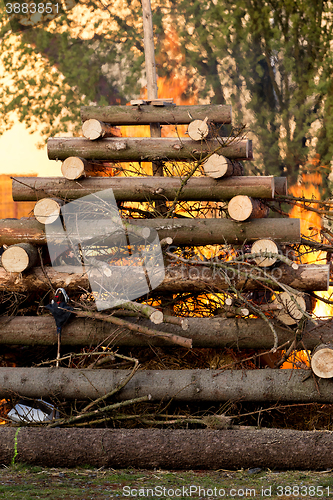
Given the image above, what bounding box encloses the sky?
[0,121,61,177]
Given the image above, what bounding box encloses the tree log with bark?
[0,216,301,247]
[1,427,333,469]
[47,137,253,161]
[0,367,330,402]
[80,104,232,125]
[0,315,329,350]
[12,176,286,202]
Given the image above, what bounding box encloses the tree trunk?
[203,154,244,178]
[0,367,330,402]
[82,119,121,140]
[1,427,333,469]
[33,198,64,224]
[0,315,330,350]
[61,157,117,180]
[47,137,253,161]
[80,104,232,125]
[228,195,269,221]
[0,262,328,293]
[12,176,284,202]
[1,243,38,272]
[311,344,333,378]
[0,217,301,246]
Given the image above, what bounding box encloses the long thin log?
[0,315,329,350]
[0,367,330,402]
[47,137,253,161]
[1,427,333,469]
[0,217,301,247]
[12,176,282,202]
[80,104,232,125]
[0,262,328,293]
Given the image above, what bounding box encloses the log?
[33,198,64,224]
[80,104,232,125]
[47,137,253,161]
[250,239,279,267]
[61,157,117,180]
[274,176,288,196]
[0,367,331,402]
[1,243,38,272]
[311,344,333,378]
[203,154,244,178]
[1,427,333,469]
[228,195,269,221]
[187,118,209,140]
[0,262,328,293]
[12,176,282,202]
[0,217,301,247]
[272,291,307,325]
[82,119,121,140]
[0,315,331,350]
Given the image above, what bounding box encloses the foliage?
[0,0,332,179]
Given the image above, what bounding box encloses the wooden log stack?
[0,101,331,469]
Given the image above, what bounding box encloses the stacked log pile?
[1,102,333,469]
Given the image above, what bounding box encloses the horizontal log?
[82,119,121,140]
[1,243,38,272]
[0,316,329,350]
[0,367,330,402]
[228,195,269,221]
[0,217,301,247]
[12,176,283,202]
[0,262,328,293]
[47,137,252,161]
[80,104,232,125]
[1,427,333,469]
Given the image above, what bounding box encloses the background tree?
[0,0,332,185]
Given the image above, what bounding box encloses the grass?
[0,465,333,499]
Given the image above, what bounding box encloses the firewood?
[228,195,269,221]
[0,217,302,247]
[272,291,307,325]
[12,176,281,202]
[250,239,280,267]
[47,137,253,161]
[33,198,64,224]
[80,104,232,125]
[311,344,333,378]
[187,118,210,140]
[1,243,38,272]
[203,154,244,178]
[82,119,121,140]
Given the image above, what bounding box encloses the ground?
[0,466,333,499]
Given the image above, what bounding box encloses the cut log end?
[311,344,333,378]
[34,198,63,224]
[228,195,269,221]
[187,119,209,141]
[82,119,104,140]
[273,292,307,325]
[150,310,164,325]
[251,239,279,267]
[1,243,38,273]
[61,157,86,180]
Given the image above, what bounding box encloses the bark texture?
[0,217,301,247]
[12,176,283,202]
[0,315,329,350]
[1,427,333,469]
[0,367,331,402]
[47,137,252,161]
[0,263,328,293]
[80,104,232,125]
